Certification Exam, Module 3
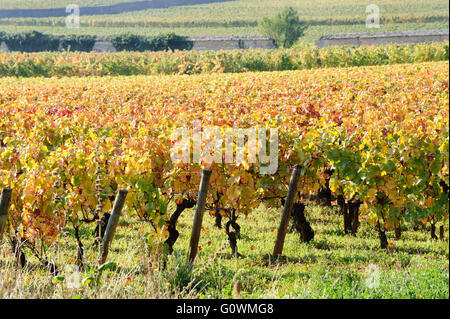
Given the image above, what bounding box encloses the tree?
[258,7,308,48]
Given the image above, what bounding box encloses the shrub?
[164,33,193,51]
[60,35,96,52]
[111,34,150,52]
[0,31,192,53]
[5,31,60,52]
[111,33,193,52]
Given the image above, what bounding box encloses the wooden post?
[0,188,12,244]
[98,189,128,265]
[273,165,301,259]
[188,169,212,264]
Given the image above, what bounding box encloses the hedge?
[110,33,193,52]
[4,31,60,52]
[59,35,97,52]
[0,31,193,52]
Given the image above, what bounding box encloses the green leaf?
[52,276,65,284]
[82,276,96,286]
[97,261,117,272]
[430,158,440,175]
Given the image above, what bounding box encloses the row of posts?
[0,165,302,266]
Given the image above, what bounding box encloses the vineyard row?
[0,61,448,270]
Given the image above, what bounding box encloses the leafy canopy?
[258,7,308,48]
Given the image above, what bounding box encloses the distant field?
[2,0,448,26]
[0,0,133,9]
[2,0,448,20]
[68,0,450,26]
[0,1,234,18]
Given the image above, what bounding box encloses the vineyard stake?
[0,188,12,244]
[98,189,128,266]
[273,165,302,259]
[188,169,212,264]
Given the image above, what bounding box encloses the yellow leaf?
[103,199,112,212]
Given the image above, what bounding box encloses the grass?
[1,203,448,299]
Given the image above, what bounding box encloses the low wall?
[92,40,117,52]
[316,30,449,47]
[0,41,9,52]
[189,37,277,51]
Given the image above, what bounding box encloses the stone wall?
[240,38,277,50]
[0,41,9,52]
[316,30,449,47]
[92,40,117,52]
[189,37,277,51]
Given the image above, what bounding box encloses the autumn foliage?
[0,61,448,253]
